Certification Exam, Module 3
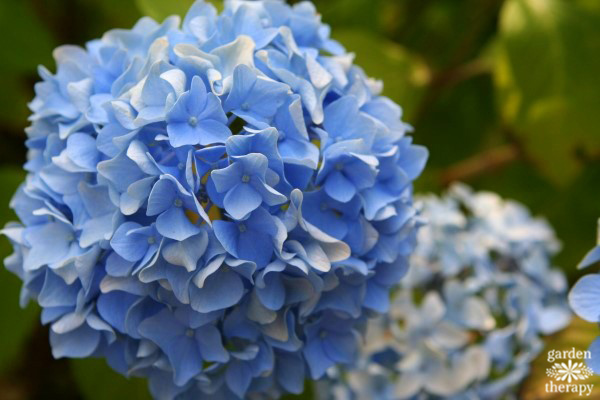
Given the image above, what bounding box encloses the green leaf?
[71,358,152,400]
[134,0,195,21]
[520,317,600,399]
[0,1,55,74]
[495,0,600,184]
[0,168,39,372]
[0,1,55,130]
[313,0,383,34]
[0,73,32,131]
[333,29,430,121]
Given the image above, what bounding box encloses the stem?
[440,143,521,186]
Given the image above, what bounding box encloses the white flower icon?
[546,359,594,383]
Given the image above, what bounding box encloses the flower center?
[185,328,194,337]
[147,236,156,245]
[241,103,250,111]
[188,116,198,127]
[320,202,328,211]
[241,174,250,183]
[174,198,183,208]
[335,162,344,171]
[238,223,247,233]
[177,162,185,170]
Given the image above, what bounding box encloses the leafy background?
[0,0,599,398]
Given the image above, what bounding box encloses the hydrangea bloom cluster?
[320,184,571,400]
[569,222,600,373]
[1,0,428,398]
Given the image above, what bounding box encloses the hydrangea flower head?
[2,1,428,398]
[320,184,571,400]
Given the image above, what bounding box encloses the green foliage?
[495,0,600,184]
[332,29,430,121]
[135,0,196,21]
[71,358,152,400]
[0,1,55,129]
[0,169,38,372]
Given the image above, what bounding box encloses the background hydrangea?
[319,184,571,400]
[1,0,428,398]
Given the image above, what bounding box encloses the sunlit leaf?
[495,0,600,184]
[134,0,195,21]
[313,0,383,34]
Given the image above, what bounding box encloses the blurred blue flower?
[320,184,571,400]
[570,219,600,373]
[2,1,428,399]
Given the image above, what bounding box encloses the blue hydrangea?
[1,1,428,398]
[319,184,571,400]
[569,221,600,374]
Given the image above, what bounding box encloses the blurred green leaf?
[374,0,503,70]
[521,317,600,399]
[135,0,195,21]
[0,1,55,74]
[83,0,141,36]
[0,168,38,373]
[314,0,383,35]
[71,358,152,400]
[333,29,430,121]
[495,0,600,184]
[415,73,500,175]
[0,74,32,131]
[0,0,55,130]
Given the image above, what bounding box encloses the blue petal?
[580,246,600,269]
[587,337,600,374]
[569,274,600,322]
[190,267,244,313]
[162,231,208,272]
[50,323,101,358]
[196,325,229,363]
[224,183,262,220]
[66,133,99,171]
[324,170,356,202]
[110,221,147,262]
[303,338,332,379]
[213,220,240,257]
[276,352,305,394]
[256,272,285,311]
[146,179,178,216]
[156,207,201,241]
[211,162,244,193]
[225,361,253,399]
[97,291,139,333]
